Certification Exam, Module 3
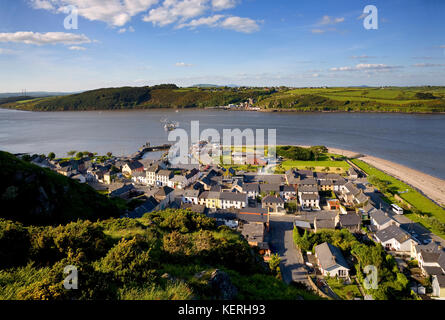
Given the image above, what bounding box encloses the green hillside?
[2,85,445,113]
[0,151,122,225]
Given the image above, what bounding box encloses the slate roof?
[184,189,200,198]
[259,184,281,194]
[370,210,392,226]
[301,193,320,201]
[315,242,349,271]
[129,196,159,218]
[298,185,319,193]
[243,183,260,193]
[339,214,362,227]
[262,195,284,204]
[219,192,247,202]
[375,225,412,244]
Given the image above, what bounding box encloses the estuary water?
[1,108,444,179]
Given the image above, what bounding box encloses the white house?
[374,225,415,252]
[314,242,350,278]
[183,189,200,205]
[299,193,320,211]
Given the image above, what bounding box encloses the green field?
[351,159,445,237]
[3,85,445,113]
[281,160,349,172]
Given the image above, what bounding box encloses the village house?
[280,185,297,201]
[109,184,136,200]
[314,218,337,233]
[220,192,248,209]
[241,222,271,258]
[374,224,415,252]
[336,213,362,233]
[319,180,335,191]
[314,242,350,278]
[412,242,445,277]
[262,195,285,213]
[170,168,201,189]
[432,275,445,299]
[128,196,160,218]
[369,209,399,231]
[153,186,174,210]
[243,183,260,199]
[299,193,320,211]
[348,167,360,179]
[122,160,144,176]
[156,170,175,187]
[183,189,200,204]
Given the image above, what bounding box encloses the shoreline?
[319,146,445,208]
[2,106,445,115]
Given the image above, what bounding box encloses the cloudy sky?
[0,0,444,92]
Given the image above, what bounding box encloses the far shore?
[296,145,445,208]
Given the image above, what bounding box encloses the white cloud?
[318,15,344,25]
[29,0,159,27]
[220,16,260,33]
[177,14,224,29]
[68,45,86,50]
[118,26,136,33]
[0,31,92,45]
[413,63,445,68]
[175,62,193,67]
[177,14,259,33]
[144,0,259,32]
[143,0,208,26]
[212,0,236,10]
[330,63,401,72]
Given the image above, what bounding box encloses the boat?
[164,121,179,131]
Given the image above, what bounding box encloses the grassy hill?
[0,151,122,225]
[256,86,445,112]
[2,85,444,113]
[1,84,271,111]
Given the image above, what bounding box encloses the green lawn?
[351,158,445,237]
[281,159,349,172]
[326,278,362,300]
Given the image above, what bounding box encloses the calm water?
[1,108,445,179]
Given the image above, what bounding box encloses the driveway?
[268,215,309,286]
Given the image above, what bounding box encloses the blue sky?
[0,0,444,92]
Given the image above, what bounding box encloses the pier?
[130,143,172,160]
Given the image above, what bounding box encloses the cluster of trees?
[277,145,328,161]
[293,228,414,300]
[0,209,317,300]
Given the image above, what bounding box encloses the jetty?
[130,143,172,160]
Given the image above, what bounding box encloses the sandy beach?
[326,147,445,208]
[292,145,445,207]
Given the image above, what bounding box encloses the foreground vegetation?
[2,85,445,113]
[0,211,321,300]
[0,151,123,225]
[351,159,445,238]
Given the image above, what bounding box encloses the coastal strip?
[325,146,445,208]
